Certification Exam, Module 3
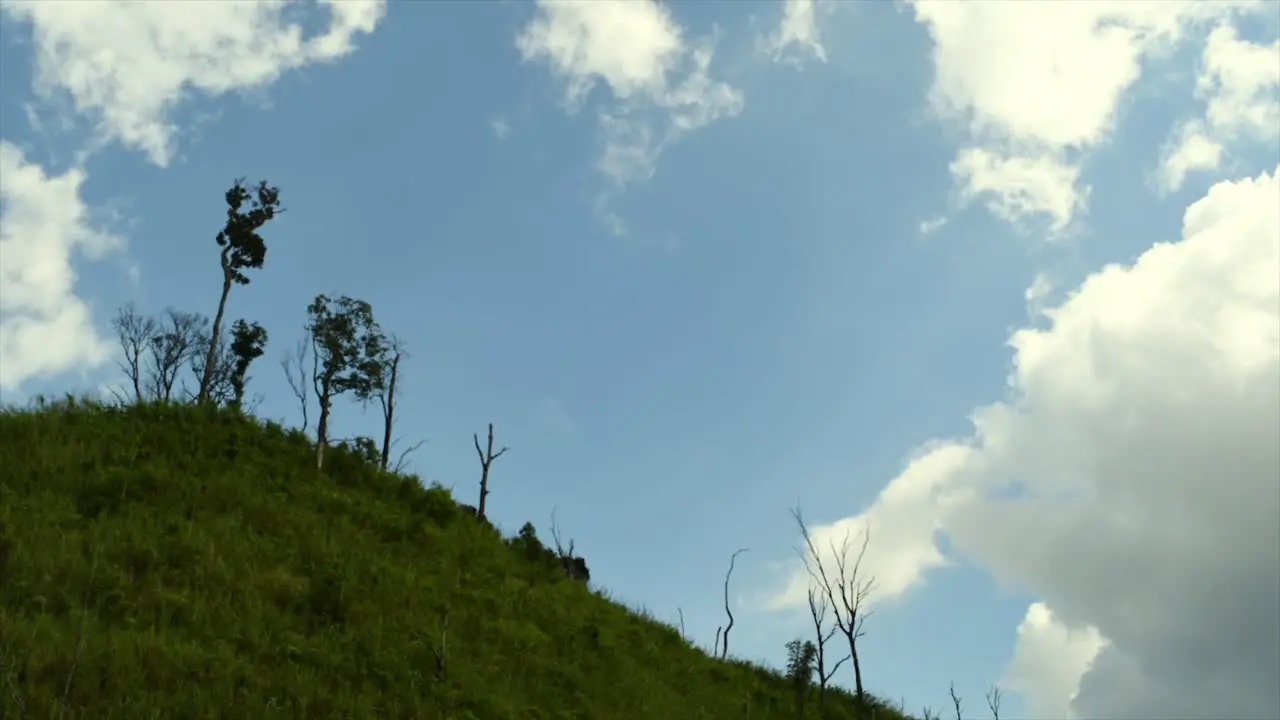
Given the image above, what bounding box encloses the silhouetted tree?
[714,547,748,660]
[306,294,386,470]
[375,335,422,472]
[227,319,267,408]
[472,423,507,521]
[111,304,157,403]
[792,507,875,705]
[548,508,590,583]
[784,638,817,719]
[147,308,206,401]
[280,337,311,432]
[807,584,849,714]
[197,178,282,402]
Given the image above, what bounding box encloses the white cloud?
[760,0,828,65]
[516,0,743,187]
[0,0,386,167]
[490,116,511,139]
[0,142,123,393]
[1023,272,1054,318]
[1157,24,1280,193]
[769,166,1280,717]
[918,215,948,235]
[910,0,1266,233]
[1001,603,1108,720]
[950,148,1085,235]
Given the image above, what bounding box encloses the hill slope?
[0,399,911,719]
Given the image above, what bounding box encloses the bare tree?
[985,685,1002,720]
[374,335,422,472]
[548,507,590,582]
[472,423,508,521]
[792,507,876,705]
[111,304,157,402]
[949,681,963,720]
[807,584,849,714]
[713,547,749,660]
[197,178,282,402]
[146,308,206,401]
[281,337,311,432]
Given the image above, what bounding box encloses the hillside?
[0,398,913,720]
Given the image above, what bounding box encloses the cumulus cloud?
[1001,603,1109,719]
[0,0,386,167]
[1157,24,1280,194]
[911,0,1266,233]
[760,0,829,65]
[0,143,123,393]
[516,0,744,188]
[769,166,1280,717]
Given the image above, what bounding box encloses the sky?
[0,1,1277,717]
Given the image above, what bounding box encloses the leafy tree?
[785,639,818,719]
[227,319,268,408]
[306,294,386,470]
[196,179,282,402]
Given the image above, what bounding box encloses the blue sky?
[2,2,1277,718]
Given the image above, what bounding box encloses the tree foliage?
[306,294,386,469]
[197,178,282,402]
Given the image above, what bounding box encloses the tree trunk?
[852,643,865,704]
[198,254,234,403]
[379,353,399,470]
[315,391,331,471]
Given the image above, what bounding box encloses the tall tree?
[375,335,416,471]
[111,304,157,403]
[196,178,282,402]
[791,507,876,706]
[307,294,386,470]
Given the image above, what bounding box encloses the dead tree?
[792,507,875,705]
[281,337,311,432]
[146,308,206,401]
[949,681,963,720]
[111,304,157,403]
[548,508,590,582]
[985,685,1002,720]
[472,423,508,522]
[714,547,749,660]
[807,584,849,714]
[373,335,423,472]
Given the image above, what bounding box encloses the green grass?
[0,397,914,719]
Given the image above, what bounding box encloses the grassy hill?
[0,398,914,719]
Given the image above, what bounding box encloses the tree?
[714,547,749,660]
[807,584,849,714]
[375,335,423,472]
[146,308,206,402]
[111,304,157,403]
[784,638,817,720]
[196,178,282,403]
[280,337,311,432]
[472,423,508,521]
[227,319,268,408]
[306,294,386,471]
[792,507,875,705]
